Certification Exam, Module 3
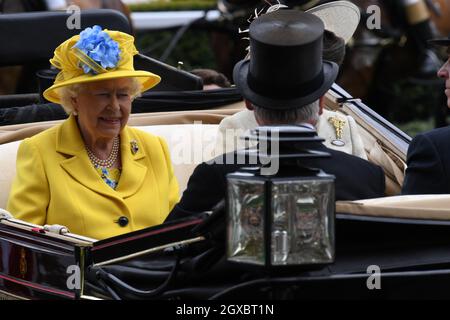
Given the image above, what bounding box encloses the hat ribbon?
[247,67,325,99]
[72,47,108,75]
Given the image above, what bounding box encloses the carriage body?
[2,82,450,300]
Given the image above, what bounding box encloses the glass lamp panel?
[271,178,335,265]
[227,177,265,265]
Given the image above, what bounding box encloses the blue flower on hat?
[73,25,121,74]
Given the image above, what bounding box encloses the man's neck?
[255,121,316,128]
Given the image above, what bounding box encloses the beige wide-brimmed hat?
[306,0,360,44]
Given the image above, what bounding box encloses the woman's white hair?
[57,77,142,114]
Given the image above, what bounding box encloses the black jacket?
[168,144,386,220]
[402,126,450,194]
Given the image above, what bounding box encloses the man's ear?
[318,96,325,115]
[245,99,254,111]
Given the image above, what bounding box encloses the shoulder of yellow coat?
[29,124,59,142]
[20,122,61,153]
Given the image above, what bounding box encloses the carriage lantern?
[226,126,335,267]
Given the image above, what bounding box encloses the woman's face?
[72,78,134,141]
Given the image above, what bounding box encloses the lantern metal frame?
[226,125,336,269]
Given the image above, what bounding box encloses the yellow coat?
[7,115,179,240]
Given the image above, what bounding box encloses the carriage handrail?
[0,209,96,245]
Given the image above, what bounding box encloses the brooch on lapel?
[130,139,139,155]
[328,116,346,147]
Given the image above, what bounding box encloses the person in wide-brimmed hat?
[214,1,367,160]
[7,26,179,239]
[167,9,385,221]
[402,34,450,195]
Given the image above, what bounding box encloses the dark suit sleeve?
[373,164,386,198]
[165,162,227,221]
[402,133,447,194]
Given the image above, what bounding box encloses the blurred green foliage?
[132,1,219,70]
[390,82,439,121]
[368,79,445,137]
[135,29,217,71]
[395,119,434,138]
[129,0,216,12]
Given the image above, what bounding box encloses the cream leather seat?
[137,124,218,195]
[0,140,21,209]
[0,124,219,209]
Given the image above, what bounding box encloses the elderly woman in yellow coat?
[6,26,179,240]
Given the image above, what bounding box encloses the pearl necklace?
[86,137,120,168]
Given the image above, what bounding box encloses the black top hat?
[233,10,338,110]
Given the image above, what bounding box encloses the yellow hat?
[43,26,161,104]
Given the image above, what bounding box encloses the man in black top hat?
[167,10,385,220]
[402,36,450,194]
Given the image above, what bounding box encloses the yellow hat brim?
[43,70,161,104]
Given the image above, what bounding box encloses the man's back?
[169,143,385,219]
[402,126,450,194]
[167,9,386,221]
